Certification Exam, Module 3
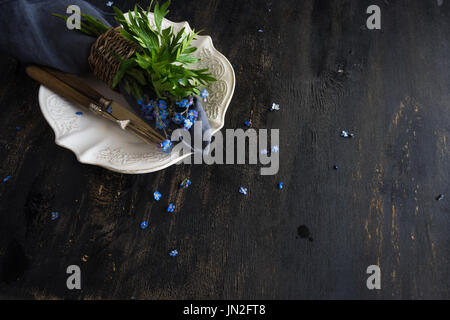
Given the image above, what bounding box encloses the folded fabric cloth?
[0,0,211,150]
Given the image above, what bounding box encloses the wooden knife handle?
[26,66,95,108]
[41,67,104,103]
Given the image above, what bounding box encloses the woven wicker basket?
[88,27,140,88]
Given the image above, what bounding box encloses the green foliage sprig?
[54,1,216,102]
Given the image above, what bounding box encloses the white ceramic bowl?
[38,13,235,174]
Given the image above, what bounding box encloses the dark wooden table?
[0,0,449,299]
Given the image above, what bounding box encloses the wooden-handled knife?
[26,66,165,144]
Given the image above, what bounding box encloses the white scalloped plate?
[38,13,235,174]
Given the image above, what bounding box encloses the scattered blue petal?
[244,120,251,127]
[167,204,175,213]
[169,249,178,257]
[154,191,162,201]
[50,211,59,221]
[180,178,191,189]
[269,103,280,111]
[260,149,268,155]
[107,106,112,114]
[140,221,149,230]
[333,165,339,170]
[258,29,264,33]
[271,145,279,153]
[341,130,354,138]
[278,182,284,190]
[75,111,83,116]
[106,1,114,7]
[3,175,11,182]
[239,187,248,195]
[15,126,21,131]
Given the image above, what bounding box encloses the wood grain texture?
[0,0,449,299]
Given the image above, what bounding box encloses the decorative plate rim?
[38,14,235,174]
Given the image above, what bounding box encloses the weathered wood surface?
[0,0,449,299]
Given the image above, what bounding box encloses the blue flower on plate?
[158,100,167,110]
[172,113,185,125]
[154,191,162,201]
[187,110,198,120]
[176,99,190,108]
[184,118,193,130]
[156,119,169,130]
[160,139,173,153]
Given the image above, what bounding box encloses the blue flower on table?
[154,191,162,201]
[169,249,178,257]
[269,103,280,111]
[160,139,173,153]
[172,113,185,125]
[341,130,354,138]
[200,89,209,98]
[239,187,248,195]
[184,118,193,130]
[106,1,114,7]
[180,178,191,188]
[50,211,59,221]
[167,203,175,213]
[176,99,190,108]
[140,221,149,230]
